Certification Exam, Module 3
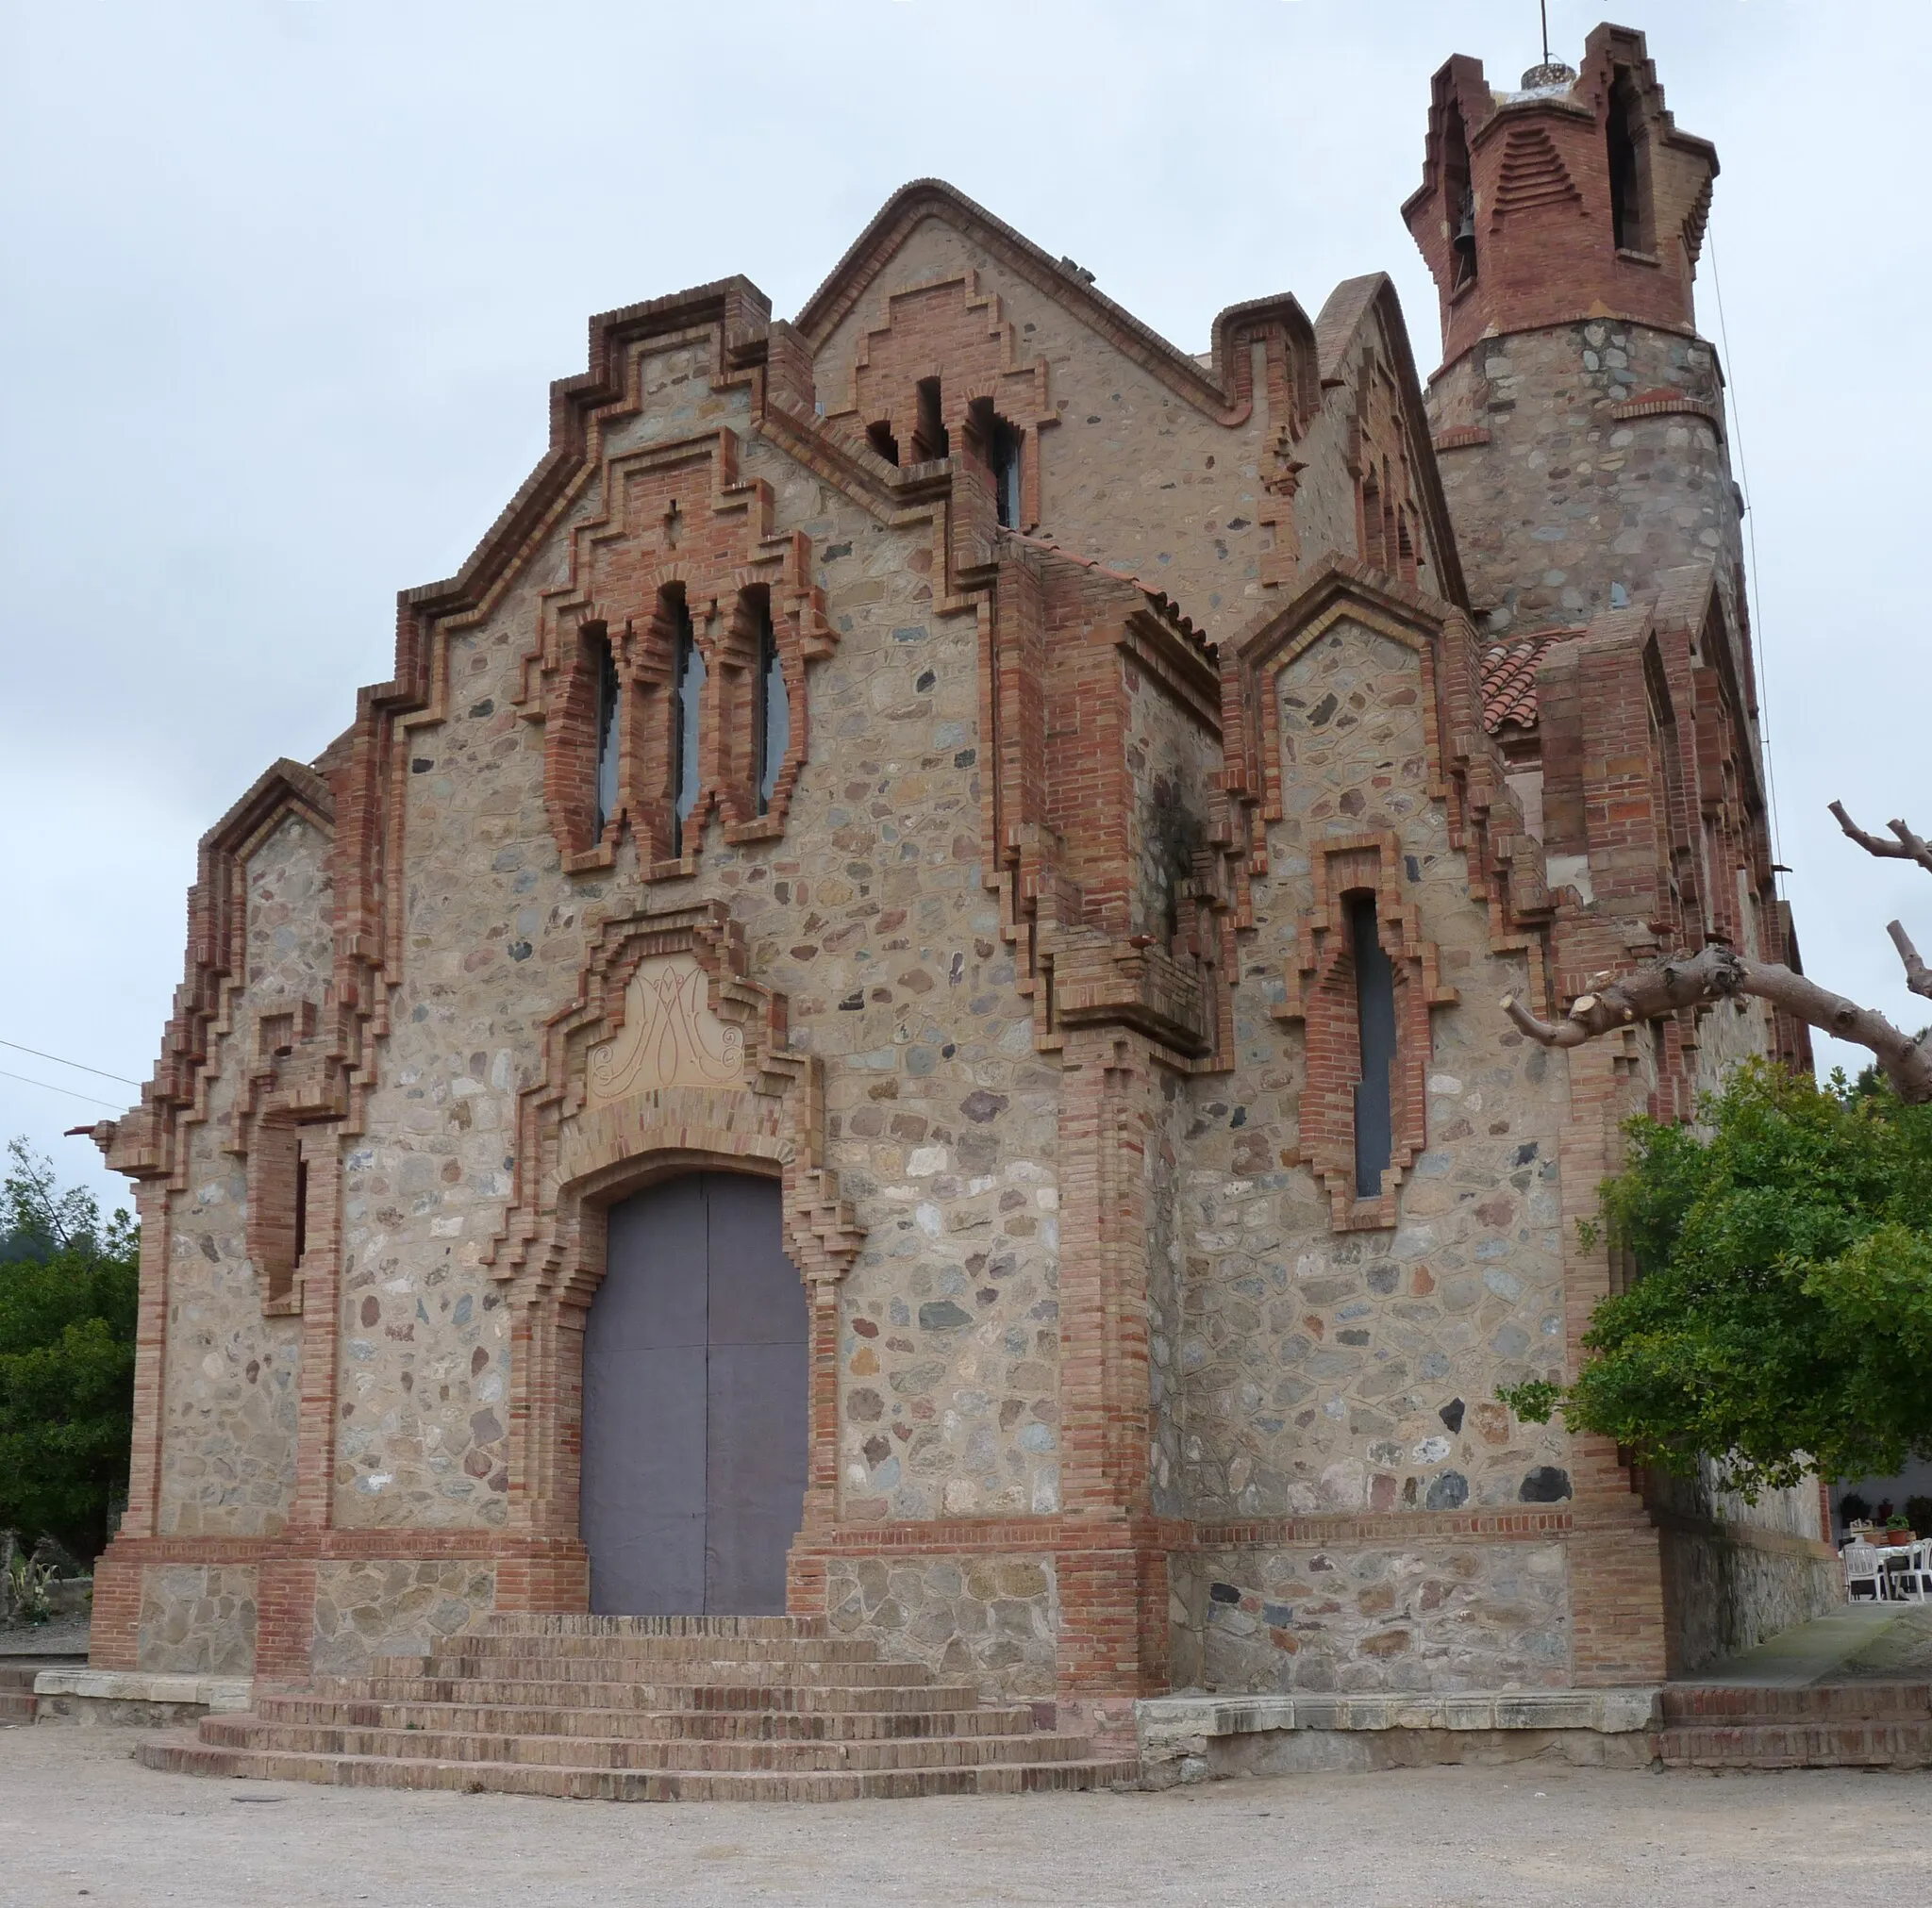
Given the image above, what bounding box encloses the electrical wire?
[1706,225,1787,886]
[0,1068,124,1112]
[0,1038,140,1086]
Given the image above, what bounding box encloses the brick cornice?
[794,177,1320,438]
[1312,274,1469,612]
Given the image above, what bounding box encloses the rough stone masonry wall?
[1427,321,1742,656]
[335,342,1062,1554]
[1650,1465,1840,1676]
[1166,615,1578,1688]
[825,1553,1058,1702]
[152,813,333,1541]
[1122,647,1219,948]
[1169,1537,1570,1695]
[809,219,1434,644]
[138,1564,258,1675]
[309,1560,497,1677]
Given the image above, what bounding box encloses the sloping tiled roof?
[1480,631,1565,733]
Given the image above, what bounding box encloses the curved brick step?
[374,1653,937,1688]
[1655,1720,1932,1768]
[480,1615,834,1641]
[199,1717,1091,1773]
[434,1634,887,1666]
[325,1674,986,1713]
[255,1695,1038,1741]
[0,1658,83,1727]
[1658,1683,1932,1725]
[137,1737,1138,1801]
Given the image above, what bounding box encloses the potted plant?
[1886,1514,1916,1547]
[1840,1491,1873,1538]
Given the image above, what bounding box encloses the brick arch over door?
[494,1112,845,1616]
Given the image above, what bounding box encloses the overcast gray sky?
[3,0,1924,1216]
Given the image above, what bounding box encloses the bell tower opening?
[1444,99,1477,290]
[1607,64,1652,255]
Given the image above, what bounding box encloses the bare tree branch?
[1830,800,1932,875]
[1890,920,1932,1000]
[1502,944,1932,1103]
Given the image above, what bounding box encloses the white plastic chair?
[1892,1541,1932,1601]
[1843,1542,1890,1601]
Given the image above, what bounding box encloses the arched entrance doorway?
[580,1171,808,1615]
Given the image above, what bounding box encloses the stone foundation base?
[1138,1688,1659,1784]
[33,1668,252,1728]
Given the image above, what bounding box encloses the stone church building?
[81,24,1836,1776]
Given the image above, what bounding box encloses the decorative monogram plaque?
[584,955,745,1105]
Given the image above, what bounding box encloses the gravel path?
[2,1727,1928,1907]
[0,1618,89,1657]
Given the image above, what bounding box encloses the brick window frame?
[527,431,833,878]
[1274,832,1457,1230]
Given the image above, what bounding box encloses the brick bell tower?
[1402,24,1742,646]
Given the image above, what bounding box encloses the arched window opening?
[591,630,621,838]
[670,592,705,855]
[1349,893,1397,1198]
[1607,67,1651,253]
[967,398,1024,529]
[911,377,949,463]
[1444,101,1478,290]
[867,421,900,466]
[1360,473,1384,571]
[753,596,789,816]
[991,414,1023,529]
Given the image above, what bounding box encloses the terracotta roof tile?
[1480,630,1568,733]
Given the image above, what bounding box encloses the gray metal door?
[581,1172,808,1616]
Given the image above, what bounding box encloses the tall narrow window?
[991,415,1023,529]
[912,376,949,463]
[1607,68,1647,252]
[1444,101,1477,290]
[867,420,901,466]
[753,601,789,816]
[292,1148,309,1269]
[592,632,621,838]
[1349,894,1397,1198]
[671,596,705,854]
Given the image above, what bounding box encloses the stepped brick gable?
[86,21,1833,1792]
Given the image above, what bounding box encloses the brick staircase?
[1656,1681,1932,1769]
[0,1654,86,1725]
[138,1614,1140,1800]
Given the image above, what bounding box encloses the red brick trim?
[821,270,1057,534]
[1273,832,1458,1230]
[517,426,833,873]
[794,178,1320,440]
[1610,391,1724,438]
[475,903,858,1589]
[97,759,341,1187]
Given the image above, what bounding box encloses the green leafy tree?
[1501,1063,1932,1498]
[0,1140,139,1559]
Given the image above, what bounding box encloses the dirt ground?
[1,1728,1928,1908]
